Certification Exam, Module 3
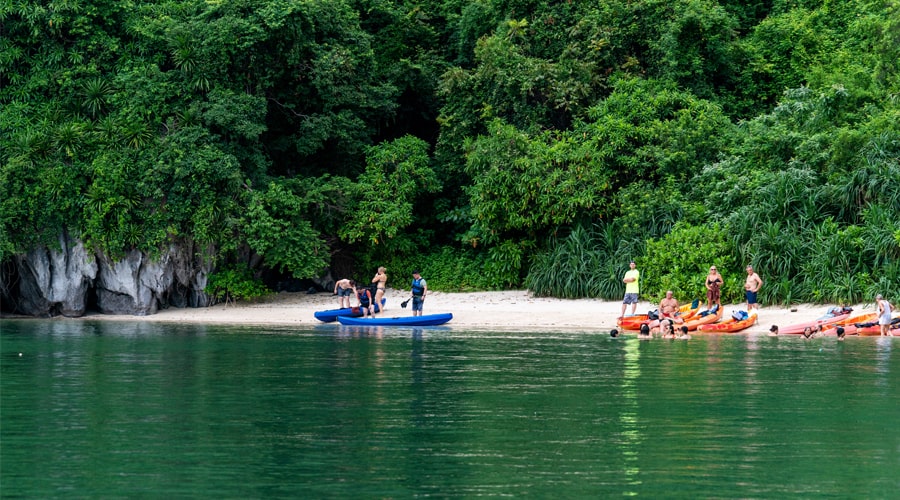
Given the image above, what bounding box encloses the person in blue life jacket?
[409,270,428,317]
[356,283,374,317]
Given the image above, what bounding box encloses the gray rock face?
[95,249,157,315]
[311,269,335,294]
[3,234,214,317]
[11,234,97,317]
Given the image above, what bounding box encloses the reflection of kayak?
[698,313,757,333]
[337,313,453,327]
[314,299,386,323]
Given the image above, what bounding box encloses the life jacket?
[732,310,749,321]
[411,278,425,297]
[357,288,371,306]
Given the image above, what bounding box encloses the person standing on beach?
[876,294,893,336]
[334,279,355,309]
[410,270,427,317]
[744,265,763,312]
[705,265,723,310]
[371,267,387,314]
[621,261,640,317]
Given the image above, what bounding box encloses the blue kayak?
[336,313,453,327]
[314,299,386,323]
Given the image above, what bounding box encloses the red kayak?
[779,308,853,335]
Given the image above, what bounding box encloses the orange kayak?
[819,313,878,336]
[618,301,698,330]
[824,314,900,336]
[682,306,724,331]
[857,324,900,336]
[819,323,899,336]
[698,313,757,333]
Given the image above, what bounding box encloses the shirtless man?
[659,290,684,324]
[333,278,355,308]
[744,265,763,312]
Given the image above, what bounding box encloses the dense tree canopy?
[2,0,898,304]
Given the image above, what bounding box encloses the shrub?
[205,266,270,305]
[526,222,637,299]
[642,221,739,304]
[370,246,499,293]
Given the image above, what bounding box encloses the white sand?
[76,288,878,334]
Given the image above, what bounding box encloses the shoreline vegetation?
[16,289,888,336]
[3,1,899,317]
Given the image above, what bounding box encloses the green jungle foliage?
[2,0,898,306]
[205,265,271,304]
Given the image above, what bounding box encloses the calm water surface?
[2,319,898,498]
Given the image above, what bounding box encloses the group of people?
[333,267,429,317]
[621,261,764,320]
[765,324,848,340]
[620,260,895,338]
[332,260,895,330]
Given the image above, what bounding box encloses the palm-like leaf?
[81,77,112,118]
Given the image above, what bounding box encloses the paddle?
[401,298,410,308]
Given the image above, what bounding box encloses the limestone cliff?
[1,234,213,317]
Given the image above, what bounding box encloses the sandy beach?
[70,288,882,335]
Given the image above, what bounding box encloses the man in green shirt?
[621,261,640,317]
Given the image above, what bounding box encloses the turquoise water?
[2,320,898,497]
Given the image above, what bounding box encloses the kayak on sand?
[336,313,453,327]
[314,298,387,323]
[681,305,724,331]
[618,301,700,330]
[697,312,757,333]
[778,307,854,335]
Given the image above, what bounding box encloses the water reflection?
[620,340,642,492]
[2,321,898,498]
[875,336,893,373]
